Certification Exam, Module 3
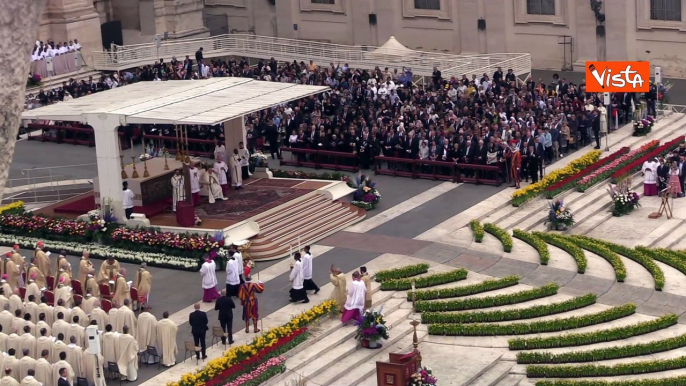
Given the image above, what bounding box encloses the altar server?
[288,253,308,304]
[229,149,243,190]
[122,181,135,220]
[213,156,229,196]
[206,168,228,204]
[225,256,240,297]
[643,158,659,196]
[136,311,157,364]
[301,246,319,294]
[156,312,178,367]
[134,264,153,310]
[238,142,250,180]
[341,271,366,325]
[116,326,138,381]
[189,162,201,206]
[213,141,226,163]
[171,169,186,212]
[97,257,120,285]
[200,258,220,302]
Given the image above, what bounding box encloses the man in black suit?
[195,47,204,63]
[658,157,669,192]
[189,303,209,360]
[57,368,70,386]
[534,137,546,180]
[215,289,236,345]
[592,110,601,149]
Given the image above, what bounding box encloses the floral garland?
[271,169,352,184]
[577,140,659,191]
[224,357,286,386]
[410,366,438,386]
[0,214,91,240]
[109,227,222,253]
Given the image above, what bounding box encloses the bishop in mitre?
[213,155,229,196]
[133,264,152,310]
[171,169,185,212]
[156,311,177,367]
[112,269,131,307]
[206,168,228,204]
[25,259,45,291]
[229,149,243,190]
[136,312,157,364]
[33,242,50,278]
[116,326,139,381]
[97,257,120,286]
[77,251,93,285]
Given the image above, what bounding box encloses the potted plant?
[607,179,640,216]
[410,366,438,386]
[350,175,381,210]
[354,308,389,349]
[543,200,574,231]
[249,151,271,178]
[632,116,655,136]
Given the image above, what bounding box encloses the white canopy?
[364,36,416,59]
[22,78,328,126]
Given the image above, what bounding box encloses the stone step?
[653,220,686,249]
[544,243,586,273]
[494,374,525,386]
[258,196,332,232]
[471,361,516,386]
[652,260,686,295]
[507,237,543,265]
[526,366,686,384]
[357,374,378,386]
[634,218,686,248]
[468,231,507,257]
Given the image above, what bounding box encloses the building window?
[414,0,440,10]
[311,0,334,4]
[527,0,555,15]
[651,0,682,21]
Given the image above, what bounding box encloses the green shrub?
[417,283,558,313]
[408,276,519,301]
[509,313,676,350]
[484,223,513,252]
[535,375,686,386]
[566,235,627,282]
[429,303,635,337]
[518,333,686,364]
[421,293,596,324]
[534,232,587,273]
[636,247,685,288]
[380,269,468,291]
[513,229,550,265]
[470,220,485,243]
[375,263,430,282]
[528,355,686,378]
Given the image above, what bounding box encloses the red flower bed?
[0,214,90,238]
[611,135,686,182]
[110,227,222,252]
[544,147,630,198]
[204,327,307,386]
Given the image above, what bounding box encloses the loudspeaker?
[369,14,377,25]
[477,18,486,30]
[101,21,124,48]
[596,25,605,37]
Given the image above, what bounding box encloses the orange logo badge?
[585,61,650,93]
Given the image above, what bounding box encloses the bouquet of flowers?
[410,366,437,386]
[249,152,270,168]
[544,200,574,230]
[26,73,42,87]
[608,179,640,217]
[633,115,655,136]
[140,153,153,161]
[354,307,389,346]
[86,209,118,239]
[350,175,381,210]
[194,216,202,226]
[658,81,673,106]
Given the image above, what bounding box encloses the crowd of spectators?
[31,39,81,62]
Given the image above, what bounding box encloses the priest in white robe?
[0,307,12,334]
[23,277,41,306]
[51,315,69,344]
[225,257,240,297]
[213,142,227,164]
[205,168,228,204]
[112,270,131,307]
[156,312,177,367]
[64,337,83,378]
[0,368,19,386]
[115,300,137,335]
[101,326,118,365]
[229,149,243,189]
[189,162,201,206]
[7,292,22,316]
[4,350,19,381]
[33,319,50,340]
[116,326,138,381]
[213,156,229,196]
[6,334,20,357]
[17,328,35,359]
[66,319,85,348]
[36,303,53,327]
[51,352,74,386]
[288,253,308,303]
[341,271,366,325]
[35,333,52,364]
[17,350,36,381]
[171,169,186,212]
[33,353,51,386]
[81,294,97,316]
[20,369,41,386]
[200,258,220,302]
[136,312,157,364]
[643,158,659,196]
[51,337,67,365]
[23,299,38,325]
[82,349,105,386]
[71,305,89,328]
[89,302,109,330]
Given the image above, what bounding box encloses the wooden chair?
[101,299,112,313]
[46,276,55,291]
[211,326,225,346]
[71,279,83,296]
[18,287,26,300]
[183,341,196,362]
[130,287,140,311]
[73,294,83,306]
[44,290,55,306]
[21,272,26,285]
[99,284,113,300]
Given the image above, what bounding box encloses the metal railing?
[1,163,98,205]
[661,104,686,114]
[92,34,531,78]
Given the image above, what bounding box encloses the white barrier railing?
[92,34,531,78]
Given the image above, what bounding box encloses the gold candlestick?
[163,149,170,170]
[175,126,182,161]
[143,158,150,177]
[120,155,128,179]
[184,126,191,163]
[131,157,140,178]
[410,319,422,368]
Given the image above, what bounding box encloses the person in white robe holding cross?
[189,162,201,206]
[213,156,229,196]
[171,169,185,212]
[229,149,243,190]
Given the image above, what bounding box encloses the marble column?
[39,0,102,67]
[223,118,247,155]
[87,113,126,223]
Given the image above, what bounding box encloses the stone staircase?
[27,66,101,93]
[248,191,365,260]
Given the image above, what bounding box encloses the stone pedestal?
[223,117,246,154]
[39,0,103,67]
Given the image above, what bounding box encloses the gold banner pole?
[175,125,182,161]
[184,126,191,163]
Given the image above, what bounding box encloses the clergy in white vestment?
[115,301,137,335]
[232,250,244,282]
[213,142,227,164]
[156,312,177,367]
[8,294,22,317]
[33,354,51,386]
[77,251,93,285]
[71,305,89,328]
[643,158,659,196]
[23,280,41,306]
[36,303,53,327]
[6,335,20,357]
[205,168,228,204]
[0,295,9,314]
[64,337,83,378]
[0,307,13,334]
[288,254,308,303]
[51,316,69,345]
[108,308,119,333]
[341,271,367,325]
[17,328,35,359]
[35,334,52,364]
[101,326,118,365]
[225,257,240,297]
[66,320,85,348]
[213,157,229,196]
[301,246,319,293]
[0,284,11,302]
[200,258,220,302]
[33,321,50,340]
[82,350,105,386]
[112,270,131,308]
[238,142,250,180]
[0,331,7,353]
[20,370,41,386]
[81,294,97,316]
[171,170,186,212]
[4,351,19,381]
[51,353,74,386]
[27,261,46,291]
[133,264,153,310]
[0,369,19,386]
[52,303,70,328]
[136,312,157,364]
[17,350,36,381]
[23,301,38,325]
[51,339,67,365]
[229,150,243,189]
[189,163,201,206]
[54,285,72,310]
[116,326,138,381]
[89,302,109,330]
[10,314,24,337]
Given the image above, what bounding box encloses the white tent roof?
[364,36,416,58]
[22,78,328,126]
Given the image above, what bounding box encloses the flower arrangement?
[577,141,659,191]
[249,152,270,168]
[511,150,601,207]
[544,200,574,230]
[0,214,91,241]
[109,227,223,257]
[224,357,286,386]
[409,366,437,386]
[658,81,673,107]
[354,307,389,346]
[0,201,25,216]
[139,153,153,161]
[608,179,640,217]
[86,209,118,240]
[194,216,202,226]
[633,115,655,136]
[611,135,685,183]
[545,147,630,198]
[271,169,351,184]
[350,175,381,210]
[26,73,42,87]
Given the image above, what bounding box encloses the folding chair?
[107,361,123,385]
[101,299,112,313]
[76,377,89,386]
[145,345,162,369]
[44,290,55,306]
[183,341,196,362]
[211,326,225,346]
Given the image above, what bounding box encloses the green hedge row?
[509,313,677,350]
[416,283,558,313]
[636,247,686,284]
[577,237,664,291]
[421,293,596,324]
[565,235,626,282]
[533,232,587,274]
[527,354,686,378]
[470,220,485,243]
[375,263,430,282]
[429,303,636,337]
[513,229,550,265]
[408,276,519,301]
[535,375,686,386]
[518,333,686,364]
[380,268,468,291]
[484,223,513,252]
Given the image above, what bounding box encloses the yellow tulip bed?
[511,150,601,207]
[170,300,338,386]
[0,201,25,216]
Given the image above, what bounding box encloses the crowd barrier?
[142,133,218,158]
[27,124,128,148]
[373,156,503,186]
[280,147,360,172]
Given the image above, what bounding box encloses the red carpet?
[195,185,311,221]
[53,192,169,218]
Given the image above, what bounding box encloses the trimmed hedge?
[580,239,664,291]
[513,229,550,265]
[381,268,468,291]
[534,232,587,274]
[484,223,513,252]
[517,333,686,364]
[636,247,686,280]
[470,220,484,243]
[408,276,519,301]
[535,375,686,386]
[421,293,596,324]
[566,235,627,282]
[527,355,686,378]
[429,303,636,337]
[509,313,677,350]
[416,283,558,313]
[375,263,430,283]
